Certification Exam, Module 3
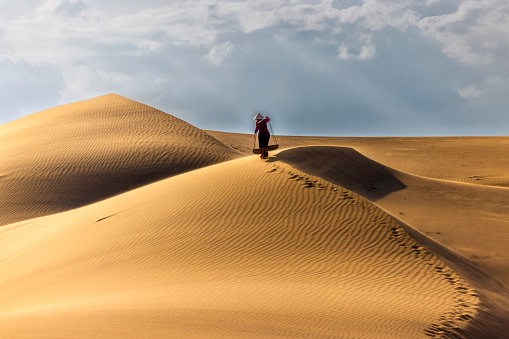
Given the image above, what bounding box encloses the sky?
[0,0,508,136]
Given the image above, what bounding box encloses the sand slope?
[0,155,480,338]
[277,146,509,336]
[0,94,240,226]
[276,146,509,289]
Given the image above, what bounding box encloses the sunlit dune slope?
[0,156,478,338]
[0,94,240,226]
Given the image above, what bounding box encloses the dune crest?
[209,131,509,188]
[0,94,240,226]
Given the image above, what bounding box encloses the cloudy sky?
[1,0,508,136]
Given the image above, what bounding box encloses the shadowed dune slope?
[0,156,479,338]
[0,94,240,226]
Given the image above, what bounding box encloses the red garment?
[255,116,270,134]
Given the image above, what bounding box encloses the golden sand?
[0,94,240,226]
[211,131,509,290]
[0,95,508,338]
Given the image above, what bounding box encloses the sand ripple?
[0,94,240,226]
[0,156,479,338]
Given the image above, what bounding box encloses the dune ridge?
[0,94,240,226]
[208,131,509,187]
[0,156,479,338]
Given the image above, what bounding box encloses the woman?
[254,113,270,159]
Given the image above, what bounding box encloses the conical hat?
[253,113,264,120]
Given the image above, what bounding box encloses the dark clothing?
[255,117,270,134]
[258,132,270,149]
[255,116,271,157]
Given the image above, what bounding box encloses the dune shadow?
[272,146,406,201]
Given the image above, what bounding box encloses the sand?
[0,94,240,226]
[211,131,509,288]
[0,95,508,338]
[209,131,509,187]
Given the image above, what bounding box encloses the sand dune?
[0,94,240,226]
[274,146,509,288]
[1,96,508,337]
[0,156,480,338]
[277,146,509,335]
[212,132,509,286]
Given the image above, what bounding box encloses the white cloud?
[0,0,102,65]
[417,0,509,66]
[1,0,509,136]
[359,44,376,59]
[2,0,508,68]
[336,0,420,31]
[105,2,221,48]
[0,0,222,66]
[205,41,233,66]
[458,85,481,99]
[338,34,376,60]
[220,0,281,34]
[59,65,135,103]
[338,42,376,60]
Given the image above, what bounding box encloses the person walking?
[254,113,270,159]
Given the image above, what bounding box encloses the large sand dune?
[0,94,240,226]
[1,95,508,337]
[0,156,481,338]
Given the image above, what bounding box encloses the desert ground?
[0,94,508,338]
